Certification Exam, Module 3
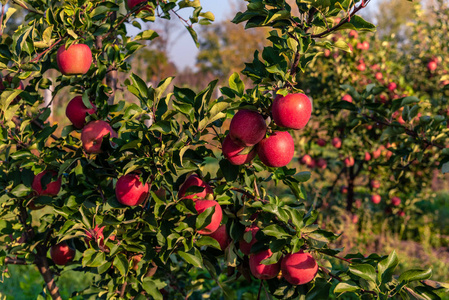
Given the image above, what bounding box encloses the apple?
[316,158,327,169]
[375,72,383,81]
[357,63,366,71]
[323,49,331,57]
[116,174,149,206]
[341,186,348,194]
[362,41,370,50]
[316,138,326,147]
[352,214,359,224]
[50,242,75,265]
[371,194,381,204]
[427,60,437,72]
[342,94,352,103]
[344,157,354,167]
[240,225,259,255]
[348,30,358,39]
[249,249,281,280]
[127,0,152,12]
[257,131,295,168]
[229,110,266,147]
[178,174,213,201]
[195,199,222,235]
[356,42,364,50]
[81,120,118,154]
[281,251,318,285]
[272,93,312,130]
[85,225,105,247]
[391,196,401,206]
[32,170,62,196]
[332,137,342,149]
[397,210,406,217]
[370,180,380,189]
[56,44,92,75]
[364,152,371,161]
[387,82,397,92]
[208,224,231,251]
[354,199,362,209]
[372,147,382,159]
[66,96,97,129]
[300,154,312,166]
[222,135,256,165]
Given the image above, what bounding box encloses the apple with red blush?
[371,194,381,204]
[50,242,76,265]
[257,131,295,167]
[281,251,318,285]
[115,174,149,206]
[332,137,342,149]
[249,249,281,280]
[56,44,92,75]
[195,199,223,235]
[208,224,231,251]
[272,93,312,130]
[222,135,256,165]
[229,110,266,147]
[66,96,97,129]
[32,170,62,196]
[178,174,213,201]
[81,120,118,154]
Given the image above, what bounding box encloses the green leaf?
[334,281,360,294]
[178,249,203,268]
[113,253,129,276]
[378,250,399,286]
[263,224,290,238]
[228,73,245,97]
[399,268,432,283]
[349,264,377,283]
[261,250,283,265]
[142,278,164,300]
[133,29,159,41]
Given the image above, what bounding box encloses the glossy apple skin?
[229,110,266,147]
[364,152,371,161]
[427,61,437,71]
[388,82,397,92]
[57,44,92,75]
[249,249,281,280]
[272,93,312,130]
[66,96,97,129]
[357,63,366,71]
[332,137,342,149]
[50,242,75,265]
[281,251,318,285]
[178,174,213,201]
[32,170,62,196]
[257,131,295,168]
[208,224,231,251]
[240,225,259,255]
[81,120,118,154]
[391,196,401,206]
[195,200,222,235]
[342,94,352,103]
[375,72,383,81]
[371,194,381,204]
[116,174,149,206]
[222,135,256,165]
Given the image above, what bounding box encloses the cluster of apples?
[222,93,312,168]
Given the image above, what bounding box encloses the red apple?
[362,41,370,50]
[356,42,364,50]
[178,174,213,201]
[257,131,295,168]
[323,49,331,57]
[81,120,118,154]
[127,0,152,11]
[300,154,312,166]
[357,63,366,71]
[391,196,401,206]
[229,110,266,147]
[208,224,231,251]
[348,30,358,39]
[32,170,61,196]
[364,152,371,161]
[370,180,380,189]
[240,225,259,255]
[316,138,326,147]
[427,61,437,72]
[272,93,312,130]
[195,200,223,235]
[316,158,327,169]
[397,210,405,217]
[222,135,256,165]
[387,82,397,92]
[116,174,149,206]
[372,147,382,159]
[344,157,354,167]
[249,249,281,280]
[66,96,97,129]
[371,194,381,204]
[85,225,105,247]
[50,242,75,265]
[341,186,348,194]
[375,72,383,81]
[342,94,352,103]
[56,44,92,75]
[281,251,318,285]
[332,137,342,149]
[352,214,359,224]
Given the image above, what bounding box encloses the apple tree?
[0,0,448,299]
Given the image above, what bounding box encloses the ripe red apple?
[344,157,354,167]
[50,242,75,265]
[222,135,256,165]
[249,249,281,280]
[356,42,364,50]
[375,72,383,81]
[178,174,213,201]
[316,158,327,169]
[240,225,259,255]
[66,96,97,129]
[387,82,397,92]
[348,30,358,39]
[300,154,312,166]
[370,180,380,189]
[364,152,371,161]
[391,196,401,206]
[85,225,105,247]
[257,131,295,168]
[332,137,342,149]
[427,60,437,72]
[357,63,366,71]
[56,44,92,75]
[362,41,370,50]
[352,214,359,224]
[208,224,231,251]
[81,120,118,154]
[272,93,312,130]
[281,251,318,285]
[195,199,222,235]
[371,194,381,204]
[372,147,382,159]
[32,170,62,196]
[229,110,266,147]
[342,94,352,103]
[316,138,326,147]
[397,210,405,217]
[127,0,152,11]
[116,174,149,206]
[323,49,331,57]
[341,186,348,194]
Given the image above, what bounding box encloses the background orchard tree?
[0,1,449,300]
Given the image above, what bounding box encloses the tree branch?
[5,257,28,265]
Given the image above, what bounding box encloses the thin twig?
[5,257,28,265]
